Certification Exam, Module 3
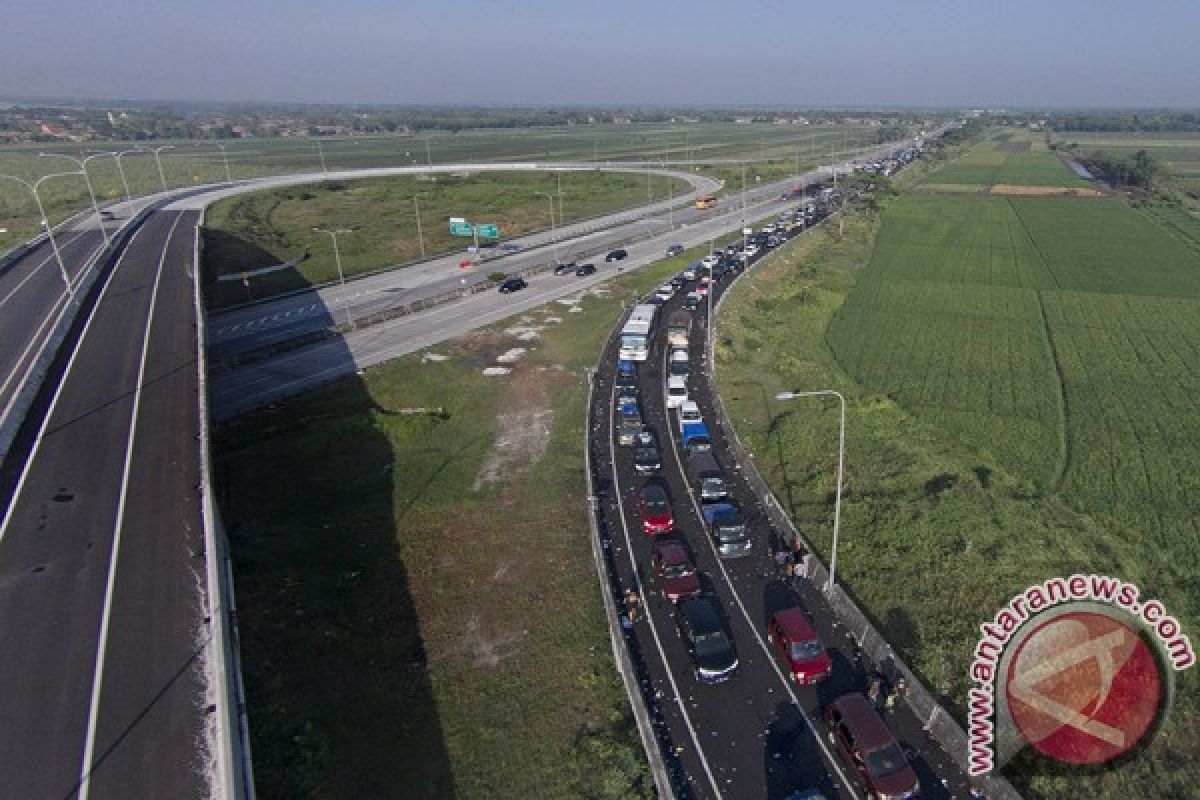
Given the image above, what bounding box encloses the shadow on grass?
[214,291,458,798]
[202,228,315,311]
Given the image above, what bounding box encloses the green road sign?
[475,223,499,238]
[449,222,474,237]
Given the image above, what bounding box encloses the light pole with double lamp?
[38,152,110,245]
[312,227,354,329]
[774,389,846,593]
[110,148,145,202]
[535,190,560,263]
[0,172,80,290]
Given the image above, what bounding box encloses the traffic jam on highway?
[587,168,976,799]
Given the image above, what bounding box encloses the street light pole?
[535,190,560,262]
[774,389,846,593]
[112,148,143,201]
[412,194,427,258]
[0,172,78,290]
[213,141,232,182]
[314,139,328,175]
[150,145,174,193]
[39,152,110,245]
[312,227,354,329]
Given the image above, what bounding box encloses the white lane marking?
[660,332,860,800]
[0,221,154,541]
[0,291,70,412]
[78,210,186,799]
[0,228,94,311]
[607,380,723,800]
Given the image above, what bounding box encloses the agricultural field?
[0,123,889,244]
[922,132,1091,188]
[715,135,1199,798]
[216,245,697,799]
[200,169,689,308]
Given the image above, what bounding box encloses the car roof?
[668,375,687,388]
[653,539,690,563]
[679,597,721,632]
[830,693,897,750]
[681,401,700,413]
[772,607,819,641]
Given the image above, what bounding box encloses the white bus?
[618,304,659,362]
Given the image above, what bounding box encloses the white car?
[655,284,675,302]
[669,347,690,378]
[666,375,689,409]
[744,245,760,258]
[677,400,702,433]
[682,262,699,280]
[701,254,720,268]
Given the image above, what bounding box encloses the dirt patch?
[994,141,1031,153]
[990,184,1106,197]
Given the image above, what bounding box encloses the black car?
[554,261,577,275]
[575,263,597,276]
[670,274,687,290]
[605,248,629,262]
[633,428,661,474]
[666,244,684,257]
[676,597,738,683]
[497,277,527,293]
[617,383,639,404]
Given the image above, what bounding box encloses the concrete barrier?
[193,207,256,800]
[0,208,151,465]
[581,366,676,800]
[707,211,1022,800]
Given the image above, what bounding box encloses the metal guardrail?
[706,206,1022,800]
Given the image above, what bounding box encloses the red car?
[768,607,832,685]
[652,540,701,603]
[638,481,674,535]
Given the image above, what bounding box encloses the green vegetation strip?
[714,152,1198,797]
[215,250,694,799]
[200,170,689,309]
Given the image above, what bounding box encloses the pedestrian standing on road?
[867,675,882,709]
[888,676,908,712]
[625,588,641,623]
[774,548,791,579]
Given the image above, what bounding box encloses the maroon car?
[652,540,701,603]
[638,480,674,536]
[825,693,920,799]
[768,607,832,685]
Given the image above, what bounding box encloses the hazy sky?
[2,0,1197,108]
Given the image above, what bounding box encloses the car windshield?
[864,743,907,778]
[635,447,658,461]
[662,563,692,579]
[716,525,745,543]
[789,640,824,661]
[644,495,668,514]
[620,335,646,351]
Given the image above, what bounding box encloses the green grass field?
[714,138,1199,798]
[215,247,698,799]
[0,123,888,245]
[200,169,688,308]
[923,132,1090,188]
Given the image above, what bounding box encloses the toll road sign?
[476,223,499,238]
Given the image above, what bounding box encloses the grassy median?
[214,251,692,798]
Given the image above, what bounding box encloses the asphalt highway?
[591,212,976,799]
[0,210,209,799]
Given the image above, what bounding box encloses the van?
[666,375,689,409]
[687,451,727,502]
[676,401,702,433]
[669,348,689,378]
[825,694,919,798]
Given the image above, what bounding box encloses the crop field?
[715,134,1199,797]
[1057,131,1200,179]
[923,132,1090,188]
[201,169,688,308]
[0,123,887,243]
